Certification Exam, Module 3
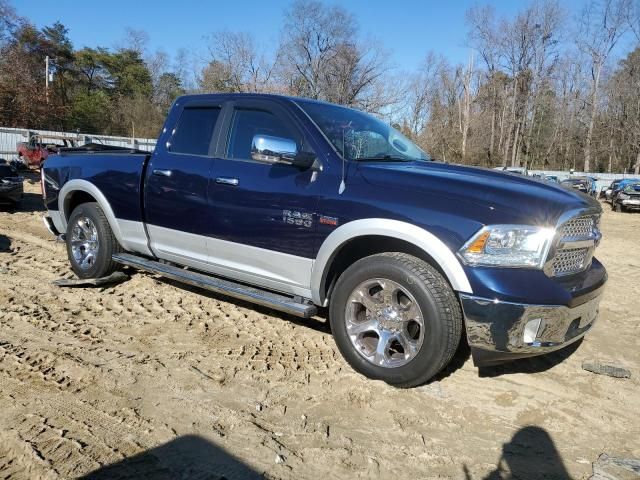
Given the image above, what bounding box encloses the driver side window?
[226,109,299,160]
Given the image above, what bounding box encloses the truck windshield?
[297,100,430,162]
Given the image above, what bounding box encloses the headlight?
[618,193,629,200]
[458,225,555,268]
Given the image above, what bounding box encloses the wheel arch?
[311,219,473,305]
[58,179,126,247]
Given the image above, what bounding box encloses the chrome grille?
[552,247,590,276]
[547,212,601,277]
[559,215,598,238]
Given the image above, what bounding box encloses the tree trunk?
[461,52,473,161]
[503,78,518,167]
[489,103,496,165]
[607,134,614,173]
[635,150,640,175]
[511,120,521,167]
[585,63,602,173]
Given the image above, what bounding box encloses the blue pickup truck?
[41,93,606,387]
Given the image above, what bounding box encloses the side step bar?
[112,253,317,318]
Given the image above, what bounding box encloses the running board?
[112,253,317,318]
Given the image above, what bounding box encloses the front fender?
[311,218,473,305]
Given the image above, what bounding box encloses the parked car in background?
[599,185,609,199]
[543,174,559,183]
[604,180,621,203]
[492,166,528,175]
[0,159,24,206]
[609,178,640,205]
[42,93,606,387]
[612,182,640,212]
[560,177,592,195]
[17,134,78,169]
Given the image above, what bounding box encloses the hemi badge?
[319,215,339,226]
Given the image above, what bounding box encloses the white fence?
[0,126,156,158]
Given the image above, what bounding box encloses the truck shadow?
[478,340,582,378]
[432,332,471,382]
[463,426,571,480]
[78,434,262,479]
[1,192,46,213]
[0,233,10,252]
[154,276,331,334]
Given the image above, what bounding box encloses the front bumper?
[621,199,640,209]
[461,287,604,366]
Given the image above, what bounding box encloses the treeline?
[1,0,639,172]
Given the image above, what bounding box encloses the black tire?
[329,252,463,388]
[614,202,623,213]
[66,202,121,279]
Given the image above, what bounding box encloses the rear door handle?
[153,169,172,177]
[216,177,239,186]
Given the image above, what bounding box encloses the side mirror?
[251,135,316,169]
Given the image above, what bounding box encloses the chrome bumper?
[461,291,603,366]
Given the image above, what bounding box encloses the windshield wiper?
[354,155,412,162]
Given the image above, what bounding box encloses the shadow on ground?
[0,233,10,252]
[478,339,582,378]
[0,192,46,214]
[154,274,331,334]
[79,434,262,480]
[464,426,571,480]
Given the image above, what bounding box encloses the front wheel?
[329,252,462,388]
[66,202,121,279]
[614,202,624,213]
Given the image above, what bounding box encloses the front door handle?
[216,177,239,186]
[153,169,173,177]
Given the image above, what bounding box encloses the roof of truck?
[174,92,344,108]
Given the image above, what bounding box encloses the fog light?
[523,318,542,344]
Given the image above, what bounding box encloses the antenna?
[339,122,351,195]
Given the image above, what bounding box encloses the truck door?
[207,98,322,295]
[144,101,223,268]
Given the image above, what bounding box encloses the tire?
[329,252,463,388]
[66,202,121,279]
[614,202,624,213]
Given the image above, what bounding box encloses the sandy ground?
[0,174,638,480]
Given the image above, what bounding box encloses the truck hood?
[358,161,601,226]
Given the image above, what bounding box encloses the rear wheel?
[66,202,121,279]
[329,252,462,388]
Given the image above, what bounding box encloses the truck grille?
[559,215,599,239]
[548,213,601,277]
[552,247,590,276]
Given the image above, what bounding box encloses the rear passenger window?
[171,107,220,156]
[227,109,298,160]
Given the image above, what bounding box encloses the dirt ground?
[0,174,638,480]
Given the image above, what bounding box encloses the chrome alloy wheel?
[70,216,99,270]
[345,278,425,368]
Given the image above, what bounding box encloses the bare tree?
[626,0,640,41]
[404,52,442,138]
[118,27,149,55]
[278,0,391,111]
[577,0,629,172]
[466,5,501,161]
[201,30,279,93]
[459,51,474,160]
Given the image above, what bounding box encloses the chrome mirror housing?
[251,135,298,165]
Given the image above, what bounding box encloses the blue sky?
[15,0,593,71]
